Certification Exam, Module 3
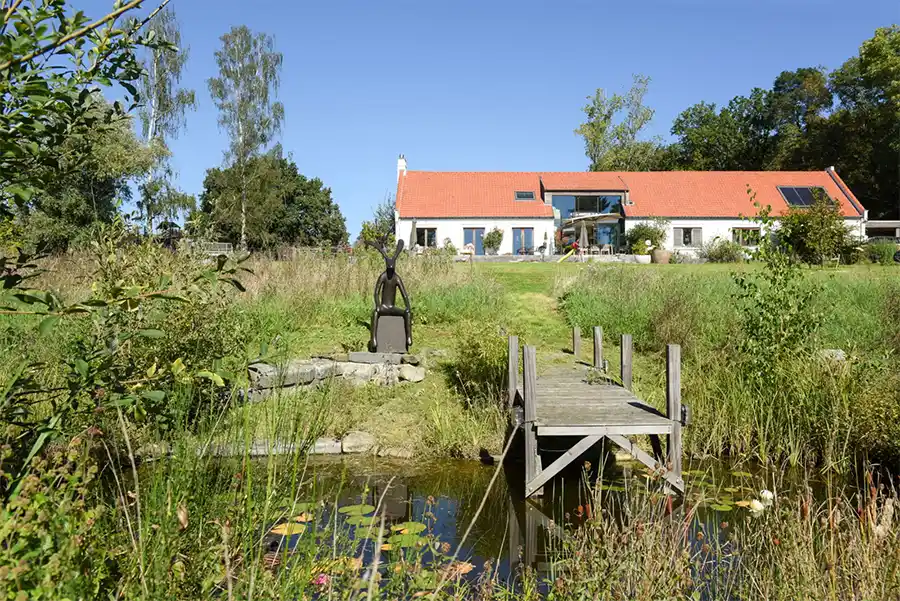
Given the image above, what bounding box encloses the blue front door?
[512,228,534,255]
[463,228,485,255]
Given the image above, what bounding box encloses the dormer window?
[515,191,535,201]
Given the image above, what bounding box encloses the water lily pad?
[338,504,375,516]
[723,486,739,493]
[388,533,423,548]
[271,522,307,536]
[380,543,393,551]
[391,521,426,535]
[346,515,380,527]
[600,484,625,492]
[731,471,753,478]
[735,500,751,508]
[293,512,314,523]
[710,504,733,512]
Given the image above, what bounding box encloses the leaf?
[390,521,426,535]
[170,358,185,376]
[74,358,89,379]
[141,390,166,403]
[735,500,751,508]
[338,504,375,516]
[731,471,753,478]
[38,315,59,335]
[387,533,423,548]
[196,371,225,387]
[137,329,165,339]
[292,512,314,523]
[271,522,306,536]
[710,504,734,512]
[345,515,379,527]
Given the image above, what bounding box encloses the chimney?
[397,154,407,181]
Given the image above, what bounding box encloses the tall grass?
[558,264,900,468]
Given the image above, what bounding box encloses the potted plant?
[651,243,671,264]
[632,240,652,264]
[625,219,669,264]
[483,227,503,255]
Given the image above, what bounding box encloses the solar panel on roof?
[778,186,831,207]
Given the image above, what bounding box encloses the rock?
[821,349,846,362]
[310,437,342,454]
[378,448,415,459]
[310,358,337,380]
[248,362,280,388]
[282,361,317,386]
[348,351,403,365]
[332,353,349,363]
[398,364,426,383]
[342,431,377,454]
[341,363,377,382]
[375,315,408,353]
[401,354,420,366]
[136,441,171,460]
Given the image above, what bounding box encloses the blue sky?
[84,0,897,238]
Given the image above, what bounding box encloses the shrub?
[451,324,507,407]
[698,238,745,263]
[483,228,503,253]
[778,192,852,264]
[625,219,668,254]
[442,237,457,255]
[866,240,898,265]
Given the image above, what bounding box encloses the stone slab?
[375,315,408,353]
[398,364,426,383]
[348,351,403,365]
[310,438,342,454]
[342,431,377,454]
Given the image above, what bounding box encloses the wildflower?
[749,499,765,515]
[720,521,729,529]
[312,573,330,587]
[695,531,704,541]
[773,537,781,546]
[760,490,774,506]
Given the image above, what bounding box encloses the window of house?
[732,228,761,247]
[673,227,702,248]
[415,228,437,248]
[777,186,831,207]
[515,191,535,200]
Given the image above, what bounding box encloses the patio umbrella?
[578,221,589,249]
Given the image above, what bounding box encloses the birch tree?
[137,6,196,234]
[207,26,284,249]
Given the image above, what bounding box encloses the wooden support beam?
[526,435,602,497]
[525,501,566,540]
[507,498,520,573]
[649,434,665,462]
[666,344,683,481]
[620,334,633,390]
[572,326,581,357]
[508,335,519,409]
[606,434,684,492]
[592,326,603,370]
[524,500,537,567]
[537,424,672,436]
[523,345,542,496]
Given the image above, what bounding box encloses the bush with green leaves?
[483,228,503,253]
[778,192,852,265]
[625,219,668,254]
[866,240,898,265]
[0,221,248,479]
[698,238,745,263]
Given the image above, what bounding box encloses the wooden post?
[620,334,633,390]
[523,345,542,497]
[508,498,520,573]
[572,326,581,357]
[592,326,603,369]
[666,344,683,481]
[508,335,519,409]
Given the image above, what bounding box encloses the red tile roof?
[396,169,864,219]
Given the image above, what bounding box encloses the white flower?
[748,499,765,515]
[760,490,774,506]
[644,239,652,247]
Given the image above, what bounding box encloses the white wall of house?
[626,217,866,256]
[395,218,556,255]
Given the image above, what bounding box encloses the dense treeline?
[578,26,900,218]
[0,2,347,254]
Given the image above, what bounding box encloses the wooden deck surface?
[518,376,673,435]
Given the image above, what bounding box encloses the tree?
[207,26,284,249]
[197,152,347,250]
[0,0,164,216]
[828,25,900,218]
[778,192,851,265]
[575,75,669,171]
[358,195,396,246]
[15,100,156,253]
[137,5,196,233]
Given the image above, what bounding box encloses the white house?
[393,155,866,256]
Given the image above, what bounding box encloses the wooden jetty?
[508,328,686,498]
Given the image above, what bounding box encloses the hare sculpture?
[366,239,412,352]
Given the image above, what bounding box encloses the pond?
[258,451,861,588]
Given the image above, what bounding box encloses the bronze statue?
[366,239,412,352]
